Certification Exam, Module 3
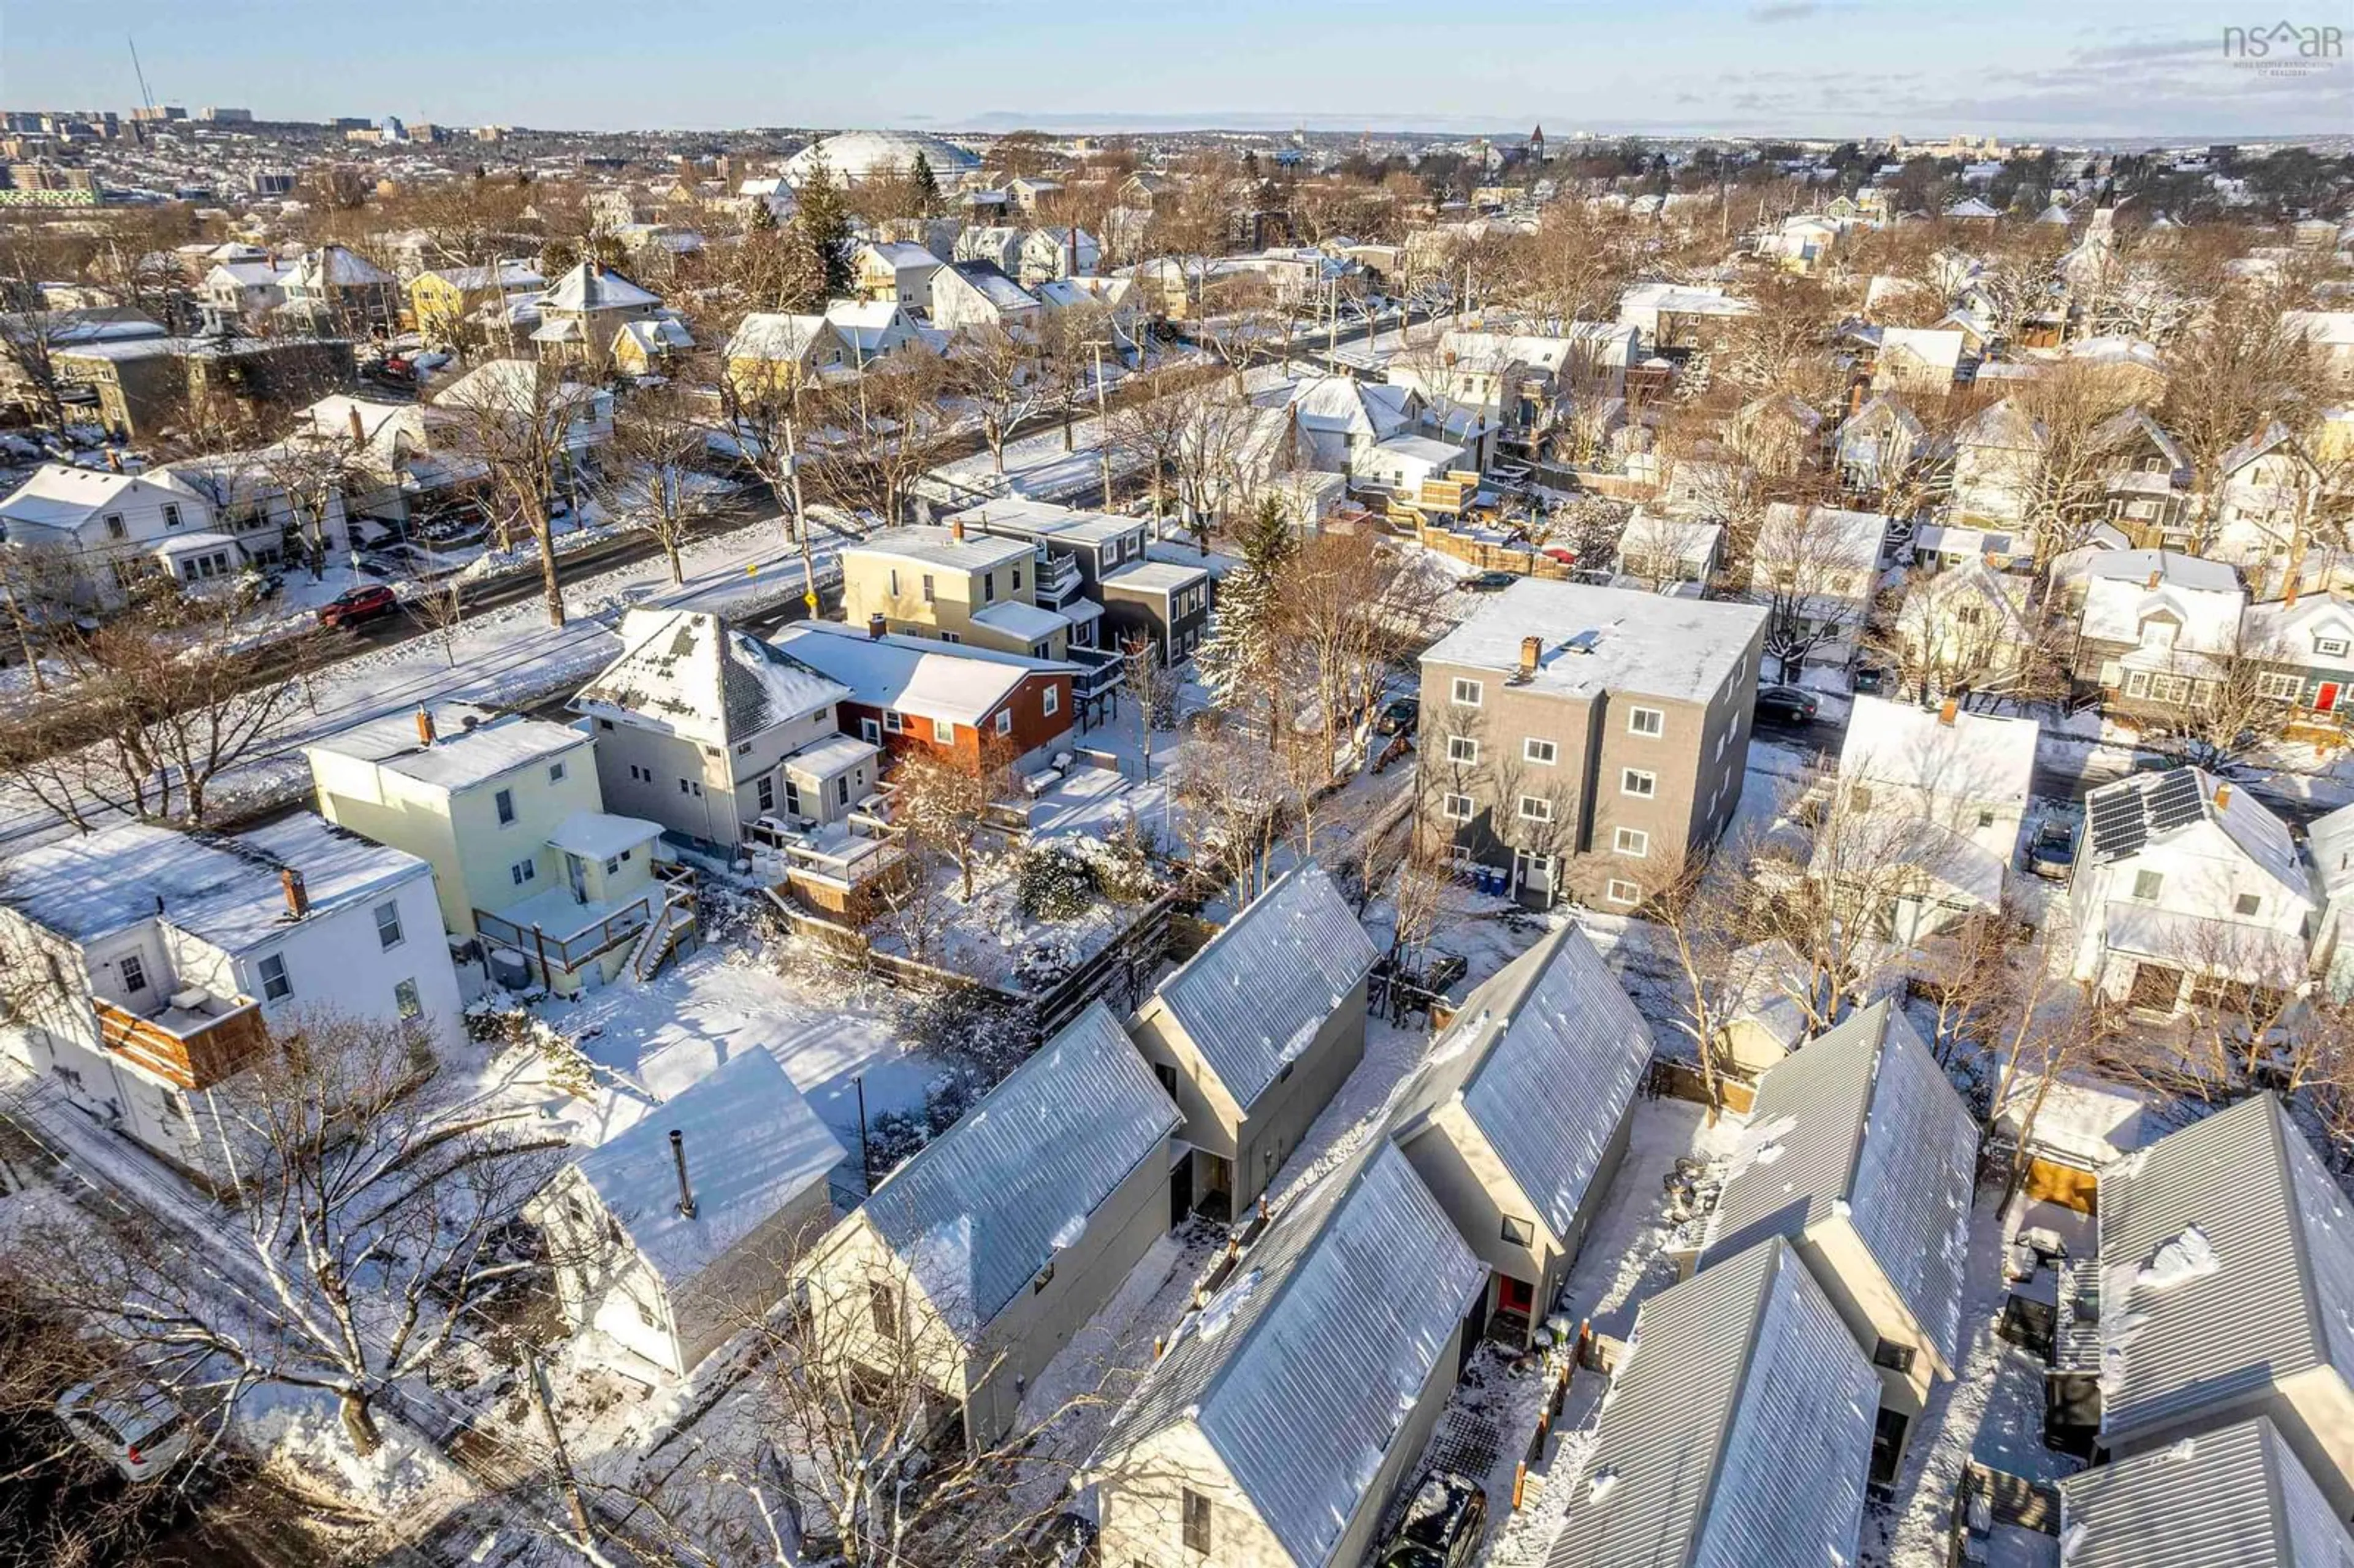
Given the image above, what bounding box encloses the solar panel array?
[2085,769,2204,864]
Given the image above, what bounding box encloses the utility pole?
[1089,338,1114,506]
[786,406,818,617]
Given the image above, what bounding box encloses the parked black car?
[1377,1471,1488,1568]
[1376,696,1421,736]
[1463,570,1518,592]
[1753,685,1820,725]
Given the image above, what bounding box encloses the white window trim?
[1621,768,1656,799]
[1451,676,1483,708]
[1517,794,1553,823]
[1605,878,1642,906]
[931,717,956,744]
[1628,706,1664,736]
[995,709,1013,736]
[1447,736,1480,764]
[1442,792,1476,822]
[1523,737,1556,764]
[1613,826,1650,858]
[1043,684,1060,717]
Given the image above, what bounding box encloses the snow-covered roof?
[288,245,392,287]
[421,261,544,292]
[946,496,1138,549]
[1393,924,1653,1243]
[1100,560,1210,596]
[0,465,205,533]
[2097,1094,2354,1448]
[967,599,1070,641]
[1147,860,1379,1110]
[545,812,662,862]
[1877,326,1967,376]
[536,262,660,313]
[944,259,1039,311]
[725,312,836,362]
[1422,579,1766,707]
[1702,1001,1978,1369]
[1546,1237,1878,1568]
[574,1048,844,1293]
[307,705,590,794]
[574,608,847,748]
[769,620,1069,728]
[615,315,693,356]
[850,523,1032,574]
[0,815,429,955]
[2307,799,2354,902]
[782,129,979,186]
[2081,767,2308,899]
[860,240,942,270]
[1837,695,2036,812]
[860,1002,1176,1339]
[2057,1416,2350,1568]
[781,732,877,780]
[1286,373,1417,439]
[1100,1140,1484,1567]
[2079,550,2245,652]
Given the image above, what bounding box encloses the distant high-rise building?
[379,115,406,141]
[128,105,186,123]
[250,170,295,196]
[200,107,253,123]
[408,123,442,144]
[330,116,371,131]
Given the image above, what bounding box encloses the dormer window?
[2318,637,2348,660]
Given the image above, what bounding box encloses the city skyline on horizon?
[4,0,2347,143]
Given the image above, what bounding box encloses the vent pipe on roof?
[669,1128,696,1219]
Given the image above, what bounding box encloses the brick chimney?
[1938,697,1959,726]
[950,517,966,542]
[2146,568,2162,590]
[280,867,310,919]
[2214,781,2232,811]
[1520,635,1541,677]
[414,705,436,746]
[867,613,887,639]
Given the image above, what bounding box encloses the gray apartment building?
[1417,579,1767,907]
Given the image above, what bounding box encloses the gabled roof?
[573,1048,844,1292]
[725,312,837,362]
[943,259,1040,312]
[2059,1416,2353,1568]
[2082,766,2307,897]
[1546,1238,1878,1568]
[1393,924,1652,1241]
[1100,1140,1484,1567]
[1702,1001,1978,1367]
[2095,406,2189,474]
[2098,1093,2354,1445]
[537,262,660,313]
[307,704,588,794]
[1286,374,1417,440]
[769,620,1071,728]
[861,1002,1177,1339]
[0,464,205,534]
[574,609,847,747]
[1146,860,1380,1109]
[2221,419,2306,480]
[287,245,392,288]
[1837,695,2036,812]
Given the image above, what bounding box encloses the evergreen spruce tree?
[910,150,941,216]
[791,152,858,303]
[1194,497,1296,719]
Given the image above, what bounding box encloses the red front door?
[2319,683,2341,714]
[1497,1275,1534,1316]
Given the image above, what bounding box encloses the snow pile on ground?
[239,1385,470,1522]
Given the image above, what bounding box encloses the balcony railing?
[94,991,268,1090]
[1067,644,1127,698]
[474,895,654,976]
[1035,549,1084,604]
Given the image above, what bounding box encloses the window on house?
[982,571,996,604]
[162,503,183,530]
[374,900,404,950]
[1501,1215,1536,1246]
[921,574,935,603]
[1976,809,1997,829]
[1451,677,1482,707]
[883,710,904,733]
[257,953,291,1002]
[860,717,882,744]
[757,776,776,812]
[1182,1490,1213,1556]
[548,760,566,783]
[1628,706,1664,736]
[2235,892,2261,918]
[494,788,516,824]
[1524,737,1557,764]
[1442,793,1475,822]
[1613,827,1649,858]
[1043,685,1060,717]
[510,858,536,886]
[996,709,1013,736]
[2132,869,2163,900]
[1518,794,1553,823]
[939,631,961,644]
[932,718,955,744]
[118,953,148,993]
[1011,565,1023,591]
[1621,769,1656,799]
[1606,878,1642,905]
[1447,736,1479,764]
[869,1280,899,1338]
[2257,671,2305,701]
[2320,637,2350,659]
[104,513,128,539]
[604,856,621,875]
[887,568,900,596]
[1032,1260,1054,1293]
[836,776,851,807]
[1872,1338,1917,1374]
[394,978,422,1021]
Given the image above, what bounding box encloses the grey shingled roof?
[1701,1000,1978,1369]
[1099,1140,1484,1567]
[1148,860,1380,1111]
[1393,923,1653,1243]
[2059,1417,2353,1568]
[861,1002,1178,1339]
[574,609,848,749]
[1547,1238,1878,1568]
[2098,1093,2354,1445]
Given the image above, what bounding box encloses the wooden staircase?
[630,892,696,982]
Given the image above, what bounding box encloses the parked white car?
[54,1381,190,1481]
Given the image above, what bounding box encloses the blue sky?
[3,0,2347,139]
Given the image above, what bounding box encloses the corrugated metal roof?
[2058,1417,2353,1568]
[1149,861,1381,1111]
[1701,1001,1978,1368]
[1099,1140,1484,1567]
[2097,1094,2349,1443]
[1396,924,1653,1243]
[861,1002,1178,1339]
[1547,1238,1878,1568]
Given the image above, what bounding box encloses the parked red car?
[1541,546,1579,566]
[318,585,398,630]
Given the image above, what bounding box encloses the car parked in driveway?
[1376,1471,1487,1568]
[317,584,399,630]
[55,1382,189,1482]
[1753,685,1820,725]
[1463,570,1518,593]
[1376,696,1420,735]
